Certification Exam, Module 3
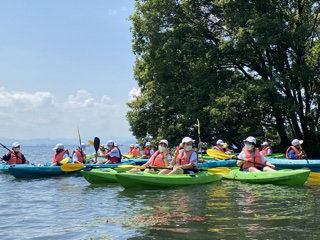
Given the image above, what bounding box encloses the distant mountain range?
[0,136,137,147]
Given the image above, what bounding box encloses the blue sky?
[0,0,139,141]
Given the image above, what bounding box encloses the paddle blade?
[60,157,70,165]
[88,140,94,146]
[122,154,134,159]
[208,167,230,175]
[61,163,85,172]
[117,164,145,169]
[206,149,231,160]
[94,137,100,152]
[197,119,200,135]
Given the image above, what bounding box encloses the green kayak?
[222,168,310,186]
[81,168,126,184]
[115,171,223,189]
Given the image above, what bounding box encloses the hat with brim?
[53,143,64,150]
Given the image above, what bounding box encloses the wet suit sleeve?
[2,153,10,162]
[21,154,26,164]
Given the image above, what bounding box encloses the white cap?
[179,143,183,147]
[244,136,256,144]
[53,143,64,150]
[216,140,224,145]
[292,139,303,146]
[182,137,194,144]
[106,140,114,145]
[159,139,168,146]
[130,144,134,148]
[261,142,269,146]
[114,143,118,147]
[12,142,20,148]
[145,142,151,146]
[135,144,140,148]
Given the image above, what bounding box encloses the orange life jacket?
[107,147,121,163]
[144,148,153,157]
[7,151,23,164]
[149,150,166,168]
[241,148,263,169]
[133,148,141,157]
[286,146,302,159]
[52,150,68,163]
[176,149,198,169]
[72,149,85,163]
[261,146,271,156]
[128,149,135,155]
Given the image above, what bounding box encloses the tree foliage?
[127,0,320,156]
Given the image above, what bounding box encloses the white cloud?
[128,87,141,101]
[0,88,131,139]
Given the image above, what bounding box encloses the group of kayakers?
[0,136,306,175]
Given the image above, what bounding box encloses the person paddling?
[2,142,29,164]
[261,142,272,156]
[127,144,135,155]
[72,143,86,164]
[286,139,306,160]
[213,140,226,153]
[101,140,121,164]
[160,137,198,175]
[130,139,171,173]
[51,144,69,166]
[237,137,275,172]
[133,144,141,157]
[141,142,155,159]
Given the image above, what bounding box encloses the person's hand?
[270,164,275,169]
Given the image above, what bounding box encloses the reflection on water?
[1,146,320,239]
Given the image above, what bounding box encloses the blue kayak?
[199,159,237,168]
[7,160,136,178]
[267,158,320,172]
[0,164,33,173]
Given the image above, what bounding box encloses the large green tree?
[127,0,320,156]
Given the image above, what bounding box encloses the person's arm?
[261,153,275,168]
[288,149,299,159]
[21,154,29,164]
[236,152,245,167]
[2,153,10,162]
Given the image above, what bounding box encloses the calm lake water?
[0,145,320,240]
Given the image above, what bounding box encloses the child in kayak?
[237,136,275,172]
[130,139,171,172]
[160,137,198,175]
[141,142,155,159]
[286,139,306,159]
[261,142,272,156]
[51,143,69,166]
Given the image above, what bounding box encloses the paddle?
[93,137,100,162]
[197,119,202,160]
[88,140,94,146]
[61,161,229,174]
[0,142,26,163]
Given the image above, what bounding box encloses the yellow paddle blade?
[206,149,231,160]
[88,140,94,146]
[122,154,135,159]
[117,164,145,169]
[208,167,230,175]
[60,157,70,165]
[222,143,228,148]
[61,163,85,172]
[197,119,200,135]
[307,172,320,183]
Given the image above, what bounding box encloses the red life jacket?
[144,148,153,157]
[149,150,166,168]
[7,151,23,164]
[133,148,141,157]
[107,147,121,163]
[176,149,198,169]
[52,150,68,163]
[241,148,263,169]
[286,146,302,159]
[128,149,135,155]
[261,146,271,156]
[72,149,85,163]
